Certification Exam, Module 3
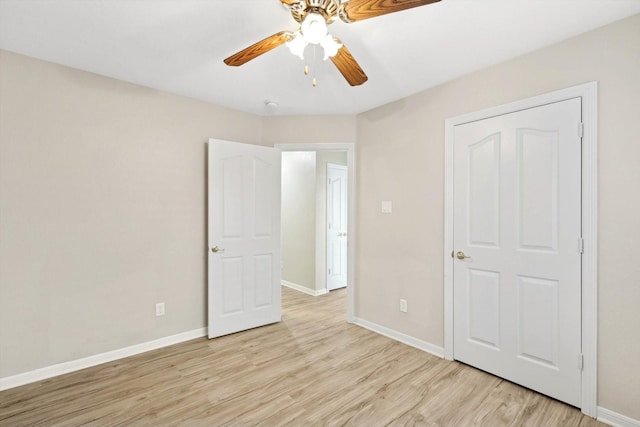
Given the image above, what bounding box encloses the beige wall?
[261,115,356,145]
[0,50,263,377]
[355,14,640,419]
[281,151,317,290]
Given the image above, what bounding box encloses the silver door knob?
[211,246,225,253]
[456,251,470,260]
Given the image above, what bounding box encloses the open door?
[327,163,348,291]
[208,139,281,338]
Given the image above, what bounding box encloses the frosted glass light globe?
[301,13,327,45]
[286,32,306,59]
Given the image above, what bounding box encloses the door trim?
[275,143,356,324]
[443,82,598,417]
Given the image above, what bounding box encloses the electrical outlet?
[399,299,408,313]
[155,302,165,317]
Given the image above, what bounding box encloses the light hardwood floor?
[0,287,604,426]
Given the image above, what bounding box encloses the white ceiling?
[1,0,639,116]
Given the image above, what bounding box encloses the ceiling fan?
[223,0,441,86]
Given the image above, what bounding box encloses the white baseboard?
[598,407,640,427]
[282,280,328,297]
[0,327,207,391]
[353,317,444,358]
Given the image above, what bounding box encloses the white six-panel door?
[207,139,281,339]
[327,163,348,291]
[453,98,582,406]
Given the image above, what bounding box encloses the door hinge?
[578,238,584,254]
[578,122,584,139]
[578,354,584,370]
[328,268,331,275]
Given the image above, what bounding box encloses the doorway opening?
[276,143,356,323]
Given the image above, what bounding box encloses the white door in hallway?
[327,163,348,291]
[208,139,281,338]
[453,98,582,406]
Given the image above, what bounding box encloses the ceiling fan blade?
[341,0,440,22]
[224,32,293,66]
[330,45,368,86]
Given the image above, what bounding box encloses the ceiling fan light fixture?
[285,31,307,59]
[301,13,328,45]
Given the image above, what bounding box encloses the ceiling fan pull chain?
[312,45,318,87]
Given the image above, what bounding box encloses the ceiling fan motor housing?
[289,0,341,24]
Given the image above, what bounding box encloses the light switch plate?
[381,200,393,213]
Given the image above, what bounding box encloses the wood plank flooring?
[0,287,605,426]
